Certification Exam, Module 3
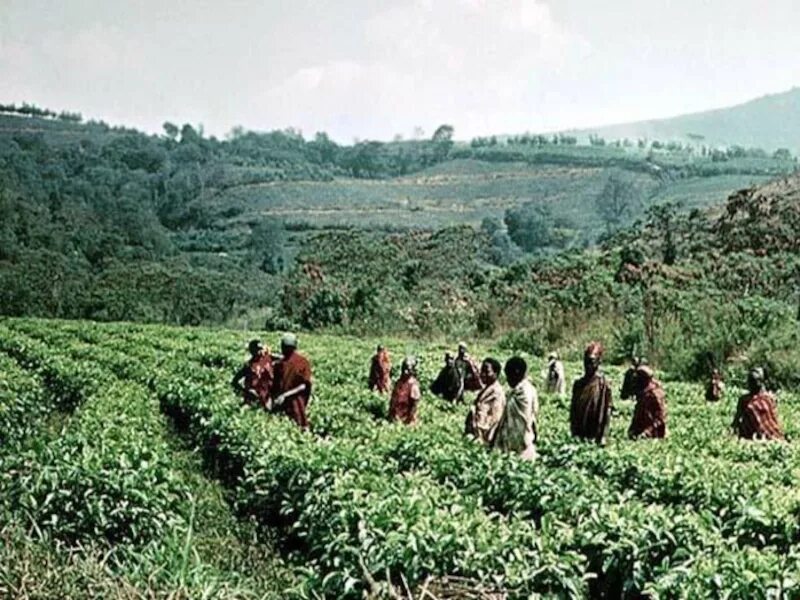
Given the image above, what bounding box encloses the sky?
[1,0,798,142]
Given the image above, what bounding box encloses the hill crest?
[566,87,800,152]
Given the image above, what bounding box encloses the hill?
[0,102,797,336]
[569,87,800,152]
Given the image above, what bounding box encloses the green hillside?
[197,160,773,235]
[570,87,800,152]
[0,102,797,337]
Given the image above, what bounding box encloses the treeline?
[0,102,82,122]
[473,131,795,164]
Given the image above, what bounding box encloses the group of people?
[231,333,313,429]
[233,335,786,456]
[369,341,669,459]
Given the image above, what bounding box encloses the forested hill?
[0,102,798,349]
[570,87,800,153]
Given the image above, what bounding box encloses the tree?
[774,148,792,161]
[646,202,682,265]
[431,124,454,161]
[596,174,638,232]
[249,220,287,274]
[163,122,179,140]
[481,217,521,266]
[505,204,576,253]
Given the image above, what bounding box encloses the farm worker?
[705,368,725,402]
[732,368,784,440]
[454,342,483,398]
[627,365,668,439]
[389,356,421,425]
[465,357,507,444]
[570,342,613,445]
[492,356,538,460]
[272,333,312,430]
[231,339,274,409]
[430,352,463,402]
[620,356,645,400]
[543,351,566,398]
[368,345,392,393]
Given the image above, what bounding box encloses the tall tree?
[249,220,288,274]
[596,174,638,231]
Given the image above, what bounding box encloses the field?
[2,318,800,598]
[194,159,774,236]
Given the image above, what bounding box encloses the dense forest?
[1,103,799,383]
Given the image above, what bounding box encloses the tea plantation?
[2,317,799,598]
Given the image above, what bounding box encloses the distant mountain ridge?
[566,87,800,152]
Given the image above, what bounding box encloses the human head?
[480,357,502,385]
[444,352,454,367]
[457,342,467,358]
[248,339,264,357]
[548,351,559,362]
[747,367,765,394]
[402,356,417,376]
[377,344,384,354]
[504,356,527,387]
[583,341,603,375]
[281,333,298,357]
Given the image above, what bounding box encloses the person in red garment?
[627,365,668,440]
[389,356,421,425]
[272,333,312,430]
[732,368,784,441]
[570,341,613,446]
[368,345,392,394]
[231,339,274,409]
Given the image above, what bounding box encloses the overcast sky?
[1,0,798,141]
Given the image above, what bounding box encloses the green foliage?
[300,287,347,329]
[595,172,641,231]
[7,318,800,597]
[249,220,288,274]
[505,203,581,253]
[0,322,296,598]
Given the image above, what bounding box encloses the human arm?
[231,365,247,394]
[409,380,421,405]
[274,382,310,406]
[529,388,539,444]
[597,379,613,445]
[731,396,745,433]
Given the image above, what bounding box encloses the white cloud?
[259,0,591,140]
[2,0,796,141]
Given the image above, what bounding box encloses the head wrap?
[458,342,468,352]
[281,333,298,348]
[584,341,604,358]
[548,351,559,360]
[402,356,417,372]
[636,365,654,380]
[749,367,765,383]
